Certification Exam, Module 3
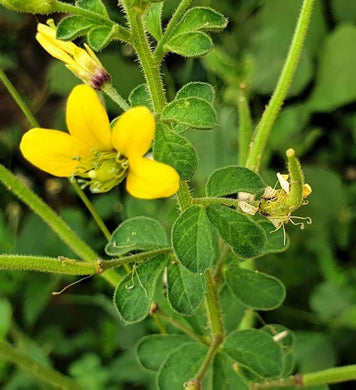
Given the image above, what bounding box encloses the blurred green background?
[0,0,355,389]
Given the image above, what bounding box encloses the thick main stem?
[251,365,356,389]
[192,270,225,383]
[0,340,83,390]
[303,365,356,387]
[0,255,100,275]
[245,0,315,172]
[125,6,166,113]
[236,86,253,167]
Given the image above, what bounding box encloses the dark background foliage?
[0,0,355,389]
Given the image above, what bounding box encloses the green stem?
[189,270,224,385]
[236,85,253,166]
[54,1,131,43]
[0,340,83,390]
[101,83,130,111]
[303,365,356,387]
[103,248,172,271]
[155,308,209,346]
[205,270,224,339]
[213,243,230,283]
[195,336,221,382]
[238,259,256,330]
[251,365,356,389]
[124,5,166,113]
[245,0,315,172]
[193,196,240,208]
[0,164,120,287]
[0,69,39,127]
[0,255,101,275]
[177,180,193,212]
[154,0,193,61]
[152,313,167,334]
[71,181,112,241]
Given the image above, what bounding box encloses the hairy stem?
[190,270,225,384]
[0,340,83,390]
[303,365,356,387]
[245,0,315,172]
[103,248,173,270]
[124,4,166,113]
[193,196,240,208]
[101,82,130,111]
[0,255,101,275]
[236,85,253,166]
[205,270,224,339]
[251,365,356,389]
[0,164,120,287]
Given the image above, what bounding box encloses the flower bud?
[36,21,111,89]
[0,0,57,14]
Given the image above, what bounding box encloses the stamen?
[71,150,129,193]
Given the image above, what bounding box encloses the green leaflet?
[161,97,218,129]
[176,82,215,103]
[223,329,283,378]
[157,343,208,390]
[113,255,169,324]
[154,123,198,180]
[128,84,153,110]
[212,353,249,390]
[206,166,265,197]
[172,206,215,274]
[225,265,286,310]
[206,204,266,259]
[105,216,168,256]
[166,262,206,315]
[164,31,213,57]
[136,334,192,371]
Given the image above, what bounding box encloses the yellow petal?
[20,128,91,177]
[36,32,76,65]
[126,157,180,199]
[66,85,112,151]
[37,23,77,55]
[112,106,155,158]
[37,23,56,39]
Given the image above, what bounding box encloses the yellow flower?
[20,85,180,199]
[36,21,111,90]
